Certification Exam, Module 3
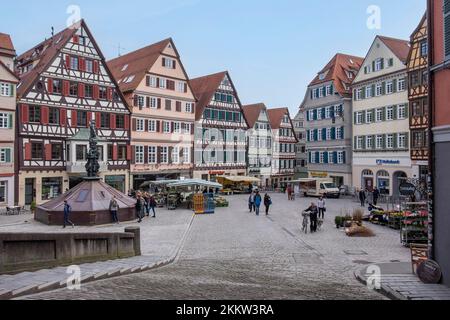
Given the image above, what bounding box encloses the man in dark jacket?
[359,189,366,207]
[373,188,380,206]
[305,202,319,233]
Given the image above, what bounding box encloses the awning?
[139,180,179,188]
[167,179,223,189]
[217,176,261,183]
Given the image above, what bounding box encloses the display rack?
[400,202,428,247]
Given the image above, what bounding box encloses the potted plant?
[344,214,353,228]
[335,216,342,229]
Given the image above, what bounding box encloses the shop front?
[105,175,126,193]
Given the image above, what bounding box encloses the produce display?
[214,196,229,208]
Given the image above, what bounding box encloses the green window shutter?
[354,112,357,125]
[393,133,398,149]
[381,58,385,69]
[354,136,357,150]
[372,84,376,95]
[361,136,366,150]
[10,84,15,97]
[8,113,13,128]
[405,133,410,150]
[361,87,366,99]
[324,152,329,164]
[393,105,398,120]
[330,84,334,95]
[381,82,386,95]
[5,148,11,163]
[393,79,397,92]
[341,126,345,139]
[382,135,386,149]
[372,60,376,71]
[382,107,386,121]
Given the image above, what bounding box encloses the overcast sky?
[1,0,426,115]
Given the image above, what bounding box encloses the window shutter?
[315,152,319,163]
[41,106,49,125]
[322,128,326,140]
[372,60,376,71]
[79,58,85,72]
[93,85,99,100]
[162,57,166,67]
[71,110,77,128]
[110,114,116,130]
[113,144,118,161]
[60,109,67,126]
[156,78,160,88]
[5,148,11,163]
[132,118,137,131]
[168,147,173,164]
[45,144,52,161]
[380,58,385,69]
[146,76,150,87]
[131,146,135,164]
[393,79,398,92]
[65,55,71,69]
[353,112,357,125]
[127,145,132,161]
[157,98,162,109]
[331,127,336,140]
[124,115,130,130]
[176,101,182,112]
[342,152,346,164]
[393,105,398,120]
[156,120,161,133]
[191,103,195,114]
[306,130,310,142]
[93,60,99,74]
[184,83,188,93]
[341,126,345,139]
[354,136,357,150]
[306,110,310,121]
[8,114,13,128]
[63,81,70,96]
[173,60,176,69]
[78,83,85,98]
[107,88,113,101]
[95,113,101,128]
[24,143,32,161]
[47,79,53,94]
[144,146,149,164]
[405,133,410,150]
[146,97,150,108]
[381,107,386,121]
[381,81,386,95]
[445,0,450,59]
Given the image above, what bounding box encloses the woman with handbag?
[317,196,326,220]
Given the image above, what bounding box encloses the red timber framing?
[15,19,132,173]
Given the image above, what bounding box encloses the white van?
[293,179,341,199]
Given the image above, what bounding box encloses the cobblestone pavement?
[21,193,410,300]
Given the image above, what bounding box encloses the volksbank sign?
[376,159,401,165]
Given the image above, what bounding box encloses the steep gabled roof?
[0,33,16,56]
[107,38,172,93]
[15,22,79,98]
[309,53,364,96]
[378,35,410,64]
[267,108,287,130]
[190,71,229,120]
[242,103,267,128]
[0,60,19,82]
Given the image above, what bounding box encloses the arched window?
[377,170,390,178]
[362,169,374,177]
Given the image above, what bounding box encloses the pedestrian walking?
[317,196,326,220]
[373,187,380,206]
[254,191,262,216]
[248,192,255,212]
[149,194,157,218]
[135,194,145,223]
[359,189,366,207]
[264,194,272,215]
[287,185,293,201]
[305,202,319,233]
[109,196,120,224]
[63,200,75,229]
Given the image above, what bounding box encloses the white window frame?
[136,119,145,132]
[185,102,193,113]
[365,86,372,98]
[172,147,180,164]
[183,148,190,164]
[161,147,169,164]
[357,137,364,150]
[135,146,144,164]
[376,83,382,96]
[387,134,394,149]
[148,120,156,132]
[177,82,185,93]
[159,78,167,89]
[356,112,364,125]
[148,146,157,164]
[0,83,11,96]
[173,122,181,133]
[386,81,394,94]
[0,113,9,128]
[398,78,406,91]
[398,134,407,149]
[319,152,325,164]
[150,97,157,109]
[366,136,373,149]
[336,127,342,140]
[398,104,407,119]
[326,128,332,141]
[376,108,383,122]
[365,110,373,124]
[149,76,157,88]
[337,151,344,164]
[163,121,171,134]
[317,108,322,120]
[376,135,384,149]
[386,106,394,121]
[325,107,331,119]
[375,58,383,71]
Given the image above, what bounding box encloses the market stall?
[216,176,260,194]
[166,179,224,214]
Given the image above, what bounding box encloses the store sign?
[311,172,328,178]
[399,182,416,196]
[417,260,442,284]
[376,159,401,165]
[209,171,225,175]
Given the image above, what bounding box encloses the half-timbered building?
[15,20,131,206]
[407,14,429,182]
[0,33,19,207]
[267,108,298,188]
[190,71,249,182]
[108,39,196,191]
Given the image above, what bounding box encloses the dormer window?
[121,64,128,72]
[319,73,326,80]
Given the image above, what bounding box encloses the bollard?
[125,227,141,256]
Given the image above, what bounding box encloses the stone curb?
[354,268,407,300]
[1,213,196,300]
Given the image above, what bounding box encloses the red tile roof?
[0,33,15,55]
[242,103,267,128]
[309,53,364,96]
[190,71,229,121]
[378,35,411,64]
[267,107,289,129]
[15,23,78,97]
[107,38,172,93]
